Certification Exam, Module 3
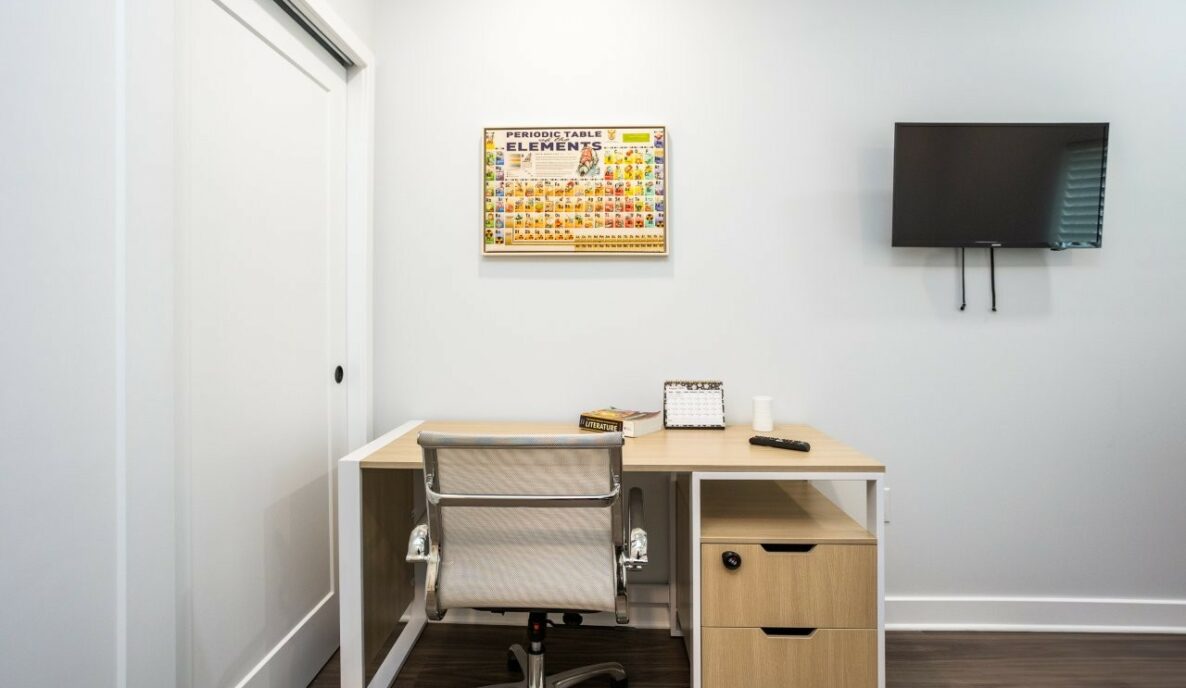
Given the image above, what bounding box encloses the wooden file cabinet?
[696,480,877,688]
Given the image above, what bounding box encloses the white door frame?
[291,0,378,450]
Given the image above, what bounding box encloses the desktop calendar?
[663,380,726,429]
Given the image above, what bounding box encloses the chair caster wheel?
[610,679,628,688]
[506,650,519,673]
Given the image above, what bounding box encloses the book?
[579,408,663,438]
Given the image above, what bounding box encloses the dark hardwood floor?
[887,631,1186,687]
[310,626,1186,688]
[310,623,687,688]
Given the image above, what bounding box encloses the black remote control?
[749,436,811,452]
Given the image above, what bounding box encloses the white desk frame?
[338,420,426,688]
[339,422,886,688]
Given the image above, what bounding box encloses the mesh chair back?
[418,432,624,612]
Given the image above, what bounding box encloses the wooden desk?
[338,420,886,688]
[362,421,884,473]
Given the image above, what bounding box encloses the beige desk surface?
[360,421,884,473]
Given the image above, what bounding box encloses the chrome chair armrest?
[621,487,648,571]
[406,523,430,563]
[406,522,444,619]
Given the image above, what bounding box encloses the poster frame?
[481,125,669,257]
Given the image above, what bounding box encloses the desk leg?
[339,456,366,687]
[668,474,682,638]
[866,477,886,688]
[339,462,424,687]
[338,420,424,688]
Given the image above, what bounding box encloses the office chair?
[406,431,648,688]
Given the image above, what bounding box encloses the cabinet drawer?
[702,543,875,628]
[702,627,875,688]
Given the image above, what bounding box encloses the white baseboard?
[887,595,1186,634]
[424,584,671,630]
[234,591,339,688]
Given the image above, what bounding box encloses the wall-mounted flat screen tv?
[892,123,1108,249]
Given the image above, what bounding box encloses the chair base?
[482,643,627,688]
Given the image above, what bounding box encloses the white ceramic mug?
[752,396,773,432]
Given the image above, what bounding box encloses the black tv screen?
[892,123,1108,249]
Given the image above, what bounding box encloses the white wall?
[1,3,119,685]
[0,2,180,685]
[321,0,376,46]
[372,0,1186,627]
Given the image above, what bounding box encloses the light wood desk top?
[360,421,884,473]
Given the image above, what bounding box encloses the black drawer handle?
[762,627,817,637]
[721,551,742,570]
[761,544,816,553]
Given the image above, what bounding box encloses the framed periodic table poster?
[482,126,667,256]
